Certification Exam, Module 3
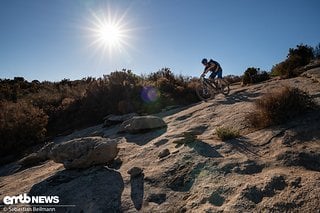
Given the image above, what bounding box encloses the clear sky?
[0,0,319,81]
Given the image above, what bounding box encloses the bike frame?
[196,76,230,101]
[201,77,219,91]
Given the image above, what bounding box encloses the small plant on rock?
[216,127,240,141]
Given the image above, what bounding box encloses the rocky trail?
[1,73,320,212]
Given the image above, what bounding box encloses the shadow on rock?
[28,166,124,213]
[165,162,206,192]
[226,137,259,156]
[277,151,320,171]
[0,162,21,177]
[130,173,144,210]
[217,91,261,105]
[121,128,167,146]
[209,191,225,206]
[187,140,222,158]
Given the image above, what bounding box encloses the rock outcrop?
[49,137,121,169]
[18,142,55,168]
[103,113,138,127]
[119,115,167,133]
[301,67,320,83]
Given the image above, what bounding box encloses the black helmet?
[201,58,208,64]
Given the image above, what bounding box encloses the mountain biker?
[201,58,223,86]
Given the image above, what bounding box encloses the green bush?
[248,86,315,128]
[0,101,48,156]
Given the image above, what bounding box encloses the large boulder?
[49,137,121,169]
[18,142,55,168]
[118,115,167,133]
[103,113,138,127]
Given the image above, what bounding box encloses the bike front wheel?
[196,83,215,101]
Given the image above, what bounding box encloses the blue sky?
[0,0,319,81]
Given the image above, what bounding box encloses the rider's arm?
[201,67,208,76]
[207,65,218,72]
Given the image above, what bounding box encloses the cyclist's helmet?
[201,58,208,65]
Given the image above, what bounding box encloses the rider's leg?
[217,70,223,88]
[209,72,217,81]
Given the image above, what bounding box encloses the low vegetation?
[0,101,48,157]
[0,69,199,160]
[242,67,270,85]
[1,42,318,162]
[216,127,240,141]
[271,44,315,78]
[248,86,316,128]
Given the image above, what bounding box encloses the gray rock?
[38,142,55,158]
[49,137,121,169]
[18,142,55,167]
[127,167,143,177]
[301,67,320,83]
[18,153,44,168]
[158,149,170,158]
[103,113,138,127]
[119,115,167,133]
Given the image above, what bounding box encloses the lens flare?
[141,86,160,103]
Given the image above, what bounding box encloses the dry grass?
[249,86,316,128]
[216,127,240,141]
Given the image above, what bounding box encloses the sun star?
[87,9,131,56]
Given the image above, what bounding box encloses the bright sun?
[98,23,121,45]
[87,9,131,56]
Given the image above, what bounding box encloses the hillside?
[0,71,320,212]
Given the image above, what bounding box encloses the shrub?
[0,68,199,142]
[271,55,305,78]
[288,44,314,64]
[271,44,314,78]
[0,101,48,157]
[314,43,320,59]
[224,75,242,84]
[248,86,316,128]
[242,67,269,85]
[216,127,240,141]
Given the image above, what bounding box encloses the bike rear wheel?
[196,83,215,101]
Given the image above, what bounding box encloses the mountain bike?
[195,75,230,101]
